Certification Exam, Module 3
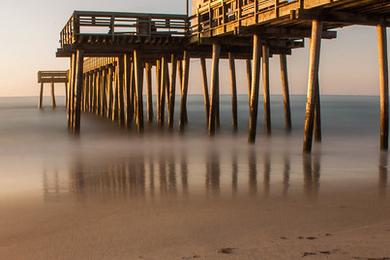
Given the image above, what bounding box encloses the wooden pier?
[37,71,69,109]
[56,0,390,151]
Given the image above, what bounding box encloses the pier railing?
[60,11,190,48]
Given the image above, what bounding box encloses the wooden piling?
[248,34,262,143]
[228,53,238,131]
[74,49,85,134]
[262,45,271,135]
[68,53,76,129]
[123,54,132,127]
[200,57,210,126]
[145,63,154,124]
[378,23,389,150]
[279,54,292,132]
[39,83,44,109]
[208,43,221,136]
[168,54,177,129]
[314,77,322,142]
[156,59,161,124]
[179,51,190,131]
[133,49,144,132]
[159,56,167,127]
[246,59,252,102]
[303,20,323,153]
[118,56,125,126]
[51,84,56,109]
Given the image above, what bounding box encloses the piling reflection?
[41,149,389,203]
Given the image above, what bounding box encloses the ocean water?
[0,95,389,259]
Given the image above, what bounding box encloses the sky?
[0,0,389,97]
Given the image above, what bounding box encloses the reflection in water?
[302,154,321,200]
[41,149,389,202]
[379,152,388,199]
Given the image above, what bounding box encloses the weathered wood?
[208,43,221,136]
[123,54,132,127]
[262,45,271,135]
[39,83,44,109]
[65,82,68,109]
[314,77,322,142]
[303,20,323,153]
[156,59,161,124]
[145,63,154,124]
[246,59,252,102]
[74,49,85,134]
[248,34,262,143]
[159,56,167,127]
[118,56,125,126]
[200,57,210,126]
[378,23,389,150]
[168,54,178,129]
[279,54,292,132]
[179,51,190,131]
[134,49,144,132]
[68,53,77,129]
[228,53,238,131]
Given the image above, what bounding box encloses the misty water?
[0,95,389,259]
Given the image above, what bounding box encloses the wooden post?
[200,57,210,126]
[128,59,135,126]
[303,20,323,153]
[228,53,238,131]
[118,56,125,126]
[74,49,85,134]
[134,49,144,132]
[279,54,292,132]
[246,59,252,102]
[107,66,113,119]
[51,82,56,109]
[159,56,167,127]
[65,82,68,110]
[314,77,322,142]
[96,70,101,116]
[156,59,161,124]
[68,53,76,129]
[262,45,271,135]
[208,43,221,136]
[168,54,178,129]
[101,69,107,117]
[248,34,262,143]
[39,83,44,109]
[378,23,389,150]
[179,51,190,131]
[145,63,154,124]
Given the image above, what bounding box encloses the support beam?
[74,49,85,135]
[39,83,44,109]
[124,54,133,127]
[168,54,178,129]
[200,57,210,126]
[248,34,262,143]
[246,59,252,103]
[156,59,161,125]
[118,56,125,126]
[134,49,144,132]
[279,54,292,132]
[159,56,167,127]
[179,51,190,131]
[303,20,323,153]
[145,62,154,124]
[51,83,56,109]
[262,45,271,135]
[68,53,76,129]
[208,43,221,136]
[314,77,322,142]
[228,53,238,131]
[378,23,389,150]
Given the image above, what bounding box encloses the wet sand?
[0,97,389,259]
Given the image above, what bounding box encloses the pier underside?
[57,0,390,152]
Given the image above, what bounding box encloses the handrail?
[60,11,190,48]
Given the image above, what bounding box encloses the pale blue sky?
[0,0,388,97]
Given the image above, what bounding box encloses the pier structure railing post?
[200,57,210,127]
[262,44,271,135]
[228,52,238,132]
[378,22,389,150]
[168,54,178,129]
[303,20,323,153]
[208,43,221,136]
[248,34,262,143]
[74,49,85,135]
[279,54,292,132]
[179,50,190,132]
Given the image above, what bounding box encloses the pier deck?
[57,0,390,152]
